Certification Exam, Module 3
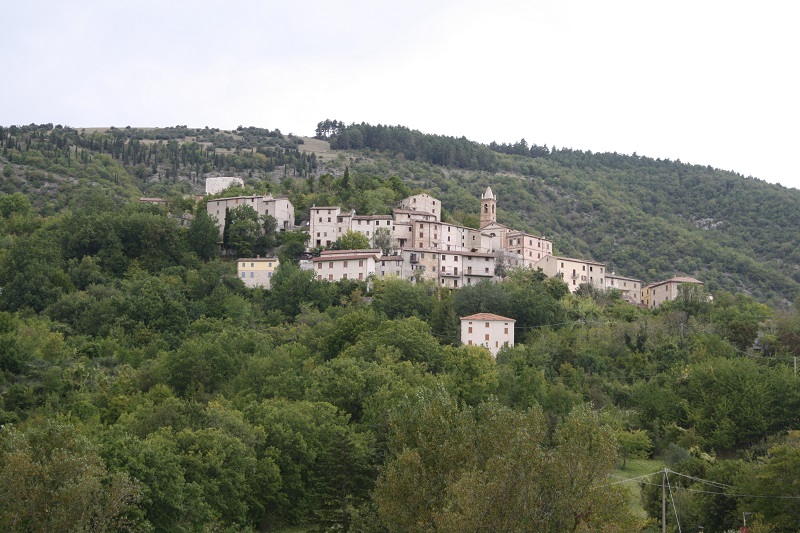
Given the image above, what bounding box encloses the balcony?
[467,267,493,277]
[410,254,419,263]
[440,267,460,277]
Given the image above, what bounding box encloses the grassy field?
[612,458,664,520]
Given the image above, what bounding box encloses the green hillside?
[2,122,800,531]
[3,122,796,305]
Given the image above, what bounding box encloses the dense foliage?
[2,123,800,531]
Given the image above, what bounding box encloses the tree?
[617,429,653,468]
[269,264,334,318]
[186,208,220,260]
[331,230,370,251]
[0,231,73,312]
[225,204,261,256]
[0,192,32,218]
[371,277,434,320]
[430,288,460,346]
[372,227,393,255]
[741,431,800,531]
[277,231,309,266]
[375,390,639,532]
[0,419,141,532]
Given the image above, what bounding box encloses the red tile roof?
[460,313,516,322]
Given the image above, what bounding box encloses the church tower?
[479,186,496,229]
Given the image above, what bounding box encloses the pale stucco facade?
[309,250,380,282]
[460,313,516,356]
[643,276,704,308]
[605,273,643,304]
[208,194,295,237]
[237,257,279,289]
[536,255,606,293]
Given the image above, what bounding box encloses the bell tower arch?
[479,186,496,229]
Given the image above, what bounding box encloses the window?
[468,340,473,346]
[250,272,254,278]
[420,232,424,238]
[328,274,333,281]
[468,326,473,333]
[317,263,322,270]
[241,262,246,267]
[358,273,363,280]
[342,274,347,279]
[318,275,322,281]
[329,262,334,268]
[485,334,490,341]
[241,272,246,278]
[343,261,348,267]
[485,322,490,328]
[504,327,508,334]
[358,260,363,267]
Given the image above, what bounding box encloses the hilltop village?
[206,185,701,309]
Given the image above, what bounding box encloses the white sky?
[2,0,798,189]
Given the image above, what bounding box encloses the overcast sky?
[2,1,798,189]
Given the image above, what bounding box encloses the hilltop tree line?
[0,124,318,199]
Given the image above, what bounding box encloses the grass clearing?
[612,458,664,519]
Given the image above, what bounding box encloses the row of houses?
[216,183,701,309]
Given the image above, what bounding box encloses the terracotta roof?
[393,208,435,216]
[237,257,279,262]
[312,254,379,262]
[546,255,606,266]
[313,251,380,262]
[652,276,703,286]
[320,249,381,256]
[460,313,516,322]
[606,273,642,282]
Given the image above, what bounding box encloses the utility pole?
[662,466,667,533]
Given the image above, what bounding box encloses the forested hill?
[2,122,799,304]
[4,123,800,531]
[324,122,800,305]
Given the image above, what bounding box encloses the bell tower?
[479,186,496,229]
